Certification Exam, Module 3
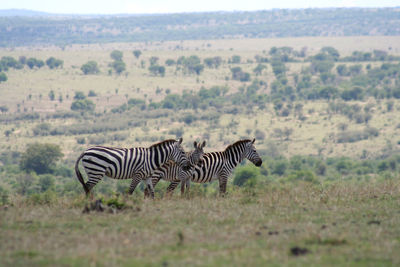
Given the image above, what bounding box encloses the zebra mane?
[149,139,177,148]
[224,139,252,152]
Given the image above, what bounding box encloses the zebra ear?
[201,140,206,148]
[194,141,198,148]
[177,137,183,145]
[252,138,255,144]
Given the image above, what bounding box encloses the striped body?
[144,141,206,198]
[75,138,190,196]
[151,139,262,196]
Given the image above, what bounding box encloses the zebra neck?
[186,151,196,165]
[224,145,245,167]
[149,145,172,169]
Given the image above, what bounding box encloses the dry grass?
[1,36,400,160]
[1,180,400,266]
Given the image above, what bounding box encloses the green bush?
[71,99,95,112]
[20,143,63,174]
[233,165,260,187]
[81,61,100,74]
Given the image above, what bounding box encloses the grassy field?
[1,180,399,266]
[1,36,400,161]
[1,37,400,266]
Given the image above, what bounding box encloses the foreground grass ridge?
[0,181,399,266]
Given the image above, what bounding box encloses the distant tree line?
[1,8,399,47]
[0,55,63,83]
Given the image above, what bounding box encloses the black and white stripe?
[144,140,206,198]
[75,138,190,196]
[151,139,262,196]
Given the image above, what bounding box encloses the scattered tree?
[20,143,63,174]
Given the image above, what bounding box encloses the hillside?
[0,8,400,47]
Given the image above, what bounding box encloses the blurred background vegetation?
[0,8,400,203]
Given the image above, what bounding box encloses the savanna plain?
[1,36,400,266]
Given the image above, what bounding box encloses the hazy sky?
[1,0,399,14]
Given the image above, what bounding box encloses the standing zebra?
[150,139,262,196]
[144,140,206,198]
[75,138,191,196]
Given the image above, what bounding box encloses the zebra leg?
[145,178,155,199]
[166,181,179,197]
[180,180,185,196]
[128,176,142,195]
[186,179,191,194]
[145,176,161,198]
[144,182,152,198]
[85,173,104,195]
[218,175,229,197]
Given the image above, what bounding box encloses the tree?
[26,58,44,69]
[46,57,63,69]
[341,86,364,101]
[178,55,204,75]
[110,60,126,74]
[149,56,159,66]
[0,72,7,83]
[133,50,142,59]
[271,60,286,77]
[336,64,349,76]
[310,59,334,74]
[74,91,86,100]
[81,61,100,75]
[165,59,176,66]
[0,105,8,113]
[20,143,63,174]
[48,90,55,101]
[230,55,241,64]
[204,56,222,68]
[253,64,267,75]
[110,50,123,61]
[70,99,95,111]
[320,46,340,61]
[149,65,165,76]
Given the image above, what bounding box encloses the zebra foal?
[144,140,206,198]
[75,138,191,196]
[150,139,262,196]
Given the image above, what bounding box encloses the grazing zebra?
[151,139,262,196]
[144,140,206,198]
[75,138,191,196]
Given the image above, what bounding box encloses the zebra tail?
[75,153,89,195]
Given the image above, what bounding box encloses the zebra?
[74,138,191,196]
[144,140,206,198]
[150,139,262,196]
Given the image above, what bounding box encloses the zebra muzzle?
[255,159,262,167]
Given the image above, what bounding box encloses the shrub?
[20,143,63,174]
[110,60,126,74]
[0,72,7,82]
[26,58,44,69]
[32,123,52,136]
[110,50,123,61]
[271,160,288,176]
[81,61,100,74]
[71,99,95,112]
[233,165,260,187]
[286,170,318,183]
[46,57,63,69]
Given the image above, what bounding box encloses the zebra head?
[190,140,206,167]
[171,138,191,171]
[244,138,262,167]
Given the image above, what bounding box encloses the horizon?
[0,0,399,15]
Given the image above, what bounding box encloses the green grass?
[1,180,399,266]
